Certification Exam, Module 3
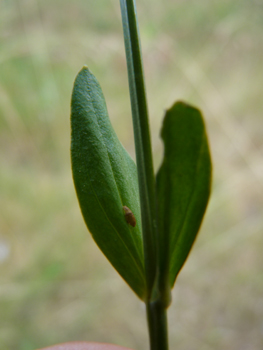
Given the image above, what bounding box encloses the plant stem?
[119,0,157,297]
[119,1,169,349]
[146,300,169,350]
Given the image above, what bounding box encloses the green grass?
[0,0,263,349]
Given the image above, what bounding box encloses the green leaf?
[156,101,212,289]
[71,66,146,300]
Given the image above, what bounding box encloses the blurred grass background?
[0,0,263,349]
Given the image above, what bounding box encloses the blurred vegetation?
[0,0,263,349]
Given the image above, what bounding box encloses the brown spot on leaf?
[123,206,136,227]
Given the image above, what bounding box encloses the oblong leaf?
[71,67,146,299]
[156,101,212,288]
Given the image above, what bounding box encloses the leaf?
[156,101,212,289]
[71,66,146,300]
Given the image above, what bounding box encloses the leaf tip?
[169,100,202,114]
[81,65,89,72]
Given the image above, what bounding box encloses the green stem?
[119,0,157,297]
[119,1,169,349]
[146,300,169,350]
